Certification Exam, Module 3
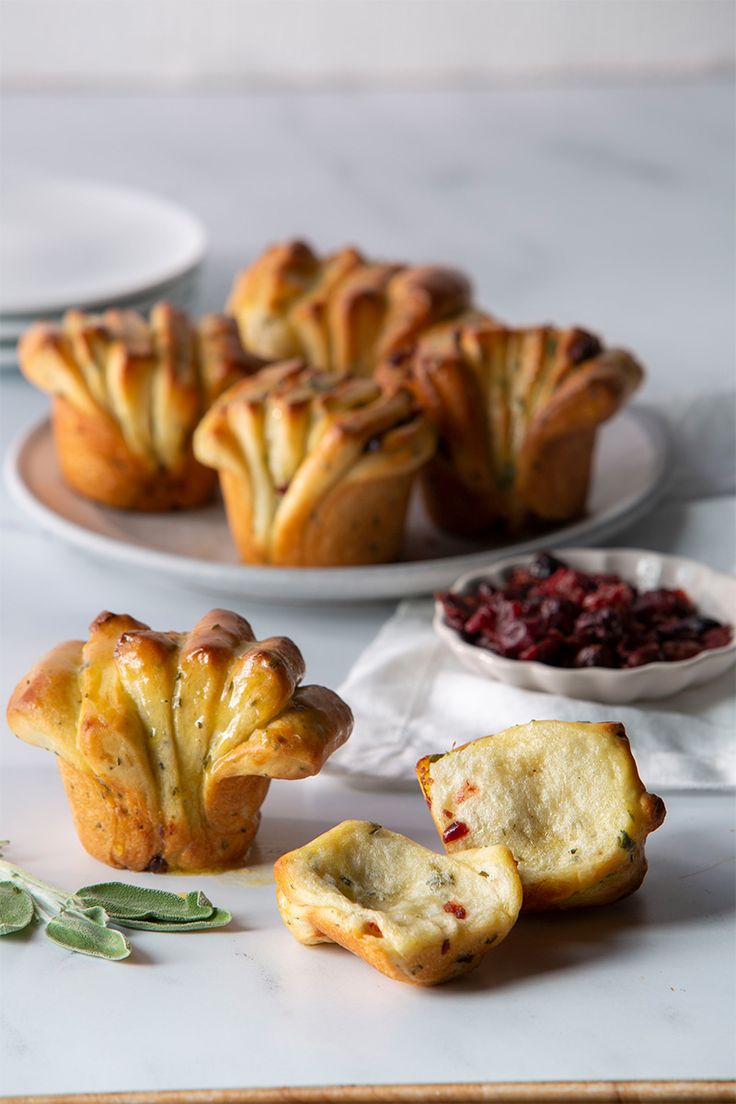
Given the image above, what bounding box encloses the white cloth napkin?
[330,599,736,790]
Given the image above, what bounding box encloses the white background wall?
[1,0,734,90]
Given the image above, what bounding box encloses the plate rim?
[0,262,202,339]
[4,406,673,603]
[0,175,208,315]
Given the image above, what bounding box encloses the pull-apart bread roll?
[417,721,665,911]
[19,304,254,510]
[7,609,352,872]
[274,820,522,986]
[387,322,643,534]
[227,239,488,376]
[194,360,435,566]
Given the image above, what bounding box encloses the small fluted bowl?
[433,547,735,704]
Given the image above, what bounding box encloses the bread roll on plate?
[194,359,435,566]
[19,304,254,510]
[226,239,488,376]
[382,321,643,534]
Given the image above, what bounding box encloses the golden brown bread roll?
[226,239,488,376]
[193,359,436,566]
[6,609,353,872]
[381,321,643,534]
[18,304,256,510]
[274,820,522,985]
[416,720,665,911]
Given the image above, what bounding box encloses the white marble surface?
[2,80,734,400]
[1,771,735,1097]
[1,81,735,1095]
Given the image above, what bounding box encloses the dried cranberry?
[634,588,694,620]
[573,643,618,668]
[506,566,536,594]
[540,597,578,634]
[575,607,625,642]
[582,582,635,612]
[443,821,470,844]
[455,780,479,804]
[465,606,496,635]
[623,643,662,667]
[667,615,720,639]
[529,551,566,579]
[661,640,703,662]
[539,567,595,605]
[519,636,566,665]
[443,900,467,920]
[703,626,733,650]
[492,618,538,657]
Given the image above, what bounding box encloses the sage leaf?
[77,883,216,922]
[115,907,232,932]
[45,908,131,960]
[0,882,35,935]
[76,905,110,926]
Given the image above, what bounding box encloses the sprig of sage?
[0,842,231,961]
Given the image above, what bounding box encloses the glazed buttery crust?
[7,609,353,872]
[417,721,665,911]
[226,239,489,376]
[18,304,256,510]
[382,322,643,534]
[193,359,436,566]
[274,820,522,986]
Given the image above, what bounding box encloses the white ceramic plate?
[434,547,736,702]
[0,269,201,372]
[5,407,671,603]
[0,265,202,346]
[0,175,207,315]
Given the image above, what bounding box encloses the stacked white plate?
[0,174,208,370]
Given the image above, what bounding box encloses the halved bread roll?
[417,721,665,911]
[274,819,522,985]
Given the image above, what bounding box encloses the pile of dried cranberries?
[439,552,732,669]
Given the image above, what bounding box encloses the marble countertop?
[1,79,734,1097]
[2,773,735,1098]
[2,79,734,401]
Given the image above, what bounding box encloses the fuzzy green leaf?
[115,907,232,932]
[77,882,215,922]
[0,882,35,935]
[45,908,131,960]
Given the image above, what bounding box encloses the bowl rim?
[433,546,736,680]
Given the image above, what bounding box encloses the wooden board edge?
[5,1079,735,1104]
